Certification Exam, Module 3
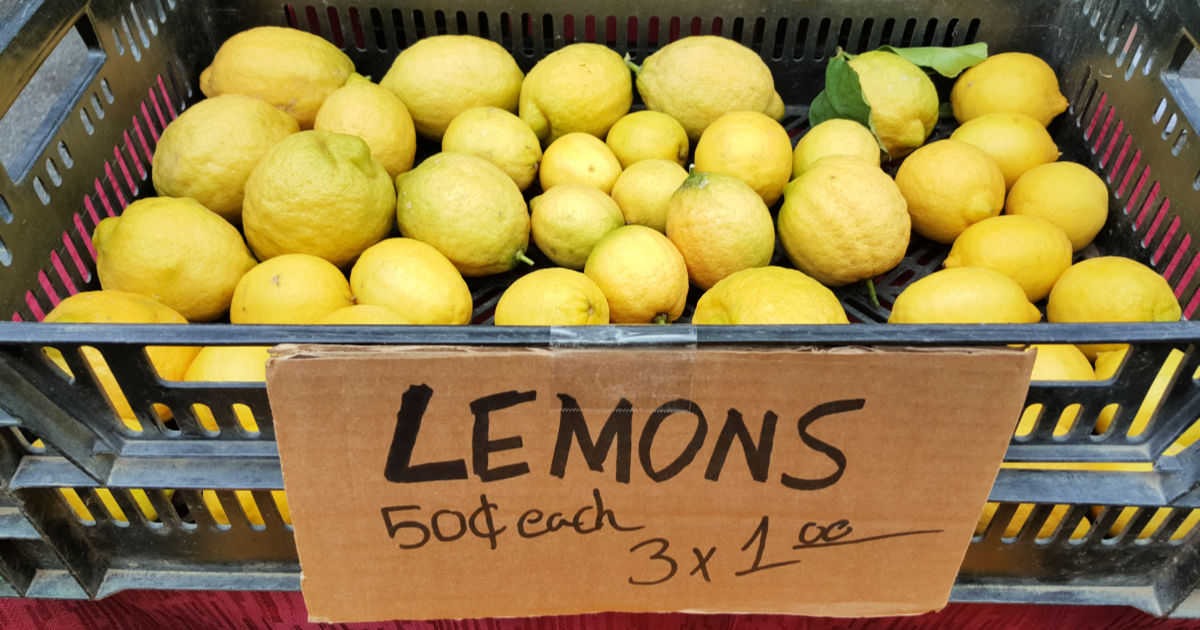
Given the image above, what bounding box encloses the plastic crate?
[0,0,1199,616]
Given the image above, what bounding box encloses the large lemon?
[694,111,793,206]
[314,74,416,178]
[792,119,880,178]
[231,254,353,324]
[396,152,531,277]
[895,139,1005,244]
[665,172,775,289]
[152,94,298,222]
[199,26,353,128]
[94,197,256,322]
[442,107,542,191]
[949,112,1060,189]
[693,266,848,325]
[494,268,610,326]
[951,52,1068,126]
[888,267,1042,324]
[584,226,689,323]
[605,111,689,168]
[611,159,689,233]
[944,215,1073,302]
[530,185,625,269]
[1014,344,1096,436]
[380,35,523,140]
[847,50,938,157]
[184,346,270,433]
[1048,257,1180,357]
[520,43,633,143]
[777,156,910,286]
[242,130,394,267]
[1006,162,1108,251]
[349,238,473,325]
[319,305,410,325]
[539,133,623,193]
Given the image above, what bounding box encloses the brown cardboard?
[266,345,1034,623]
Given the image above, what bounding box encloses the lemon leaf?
[876,42,988,78]
[807,52,889,158]
[807,90,836,126]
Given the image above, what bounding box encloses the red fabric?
[0,592,1199,630]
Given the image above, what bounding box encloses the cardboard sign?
[266,345,1033,623]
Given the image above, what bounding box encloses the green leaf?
[824,53,872,126]
[807,90,836,126]
[876,42,988,78]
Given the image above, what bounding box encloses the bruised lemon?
[540,133,623,193]
[231,254,353,324]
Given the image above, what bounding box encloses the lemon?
[396,152,531,277]
[693,111,792,206]
[199,26,353,128]
[951,52,1069,126]
[889,267,1042,324]
[665,172,775,289]
[693,266,848,325]
[777,156,910,286]
[584,226,689,323]
[610,159,689,233]
[605,111,689,168]
[442,107,542,191]
[635,36,782,140]
[520,43,633,142]
[1006,162,1108,251]
[846,50,938,158]
[94,197,256,322]
[151,94,297,222]
[318,304,410,325]
[949,112,1060,189]
[494,268,610,325]
[231,254,353,324]
[184,346,270,433]
[530,185,625,269]
[314,74,416,178]
[944,215,1073,302]
[242,130,394,266]
[349,238,473,324]
[1014,344,1095,436]
[792,119,880,178]
[895,139,1006,244]
[1048,257,1180,357]
[1094,348,1187,436]
[539,132,623,193]
[976,502,1089,540]
[380,35,524,140]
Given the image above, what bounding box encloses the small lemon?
[530,185,625,269]
[314,74,416,178]
[610,159,689,233]
[792,119,880,178]
[949,112,1060,188]
[952,52,1068,126]
[895,139,1006,244]
[888,267,1042,324]
[665,172,775,289]
[349,238,473,325]
[380,35,524,139]
[778,156,910,286]
[605,111,689,168]
[944,215,1073,302]
[1006,162,1108,251]
[94,197,257,322]
[494,268,610,325]
[540,133,623,193]
[442,107,542,190]
[152,94,298,222]
[319,304,410,325]
[694,111,792,206]
[199,26,354,128]
[231,254,353,324]
[396,152,531,276]
[847,50,938,157]
[584,226,689,323]
[520,43,633,142]
[693,266,848,325]
[184,346,270,433]
[242,130,395,267]
[1014,344,1095,436]
[1048,257,1180,357]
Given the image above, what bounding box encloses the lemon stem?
[623,53,642,74]
[865,278,881,310]
[516,252,535,266]
[652,313,668,325]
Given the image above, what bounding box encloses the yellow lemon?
[635,36,782,140]
[889,267,1042,324]
[94,197,257,322]
[777,156,910,286]
[1014,344,1095,436]
[1006,162,1109,251]
[520,43,633,142]
[610,159,689,233]
[951,52,1069,126]
[944,215,1073,302]
[976,502,1089,540]
[199,26,353,128]
[895,139,1006,244]
[539,132,623,193]
[349,238,473,325]
[242,130,395,267]
[693,266,848,325]
[792,119,880,178]
[605,111,689,168]
[396,152,531,276]
[1048,257,1180,357]
[184,346,270,433]
[665,172,775,289]
[151,94,298,222]
[949,112,1060,189]
[202,490,291,528]
[442,106,542,191]
[584,226,689,323]
[231,254,353,324]
[694,111,792,206]
[314,74,416,178]
[318,304,410,325]
[1093,349,1200,451]
[494,268,610,325]
[380,35,524,140]
[847,50,938,158]
[530,185,625,269]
